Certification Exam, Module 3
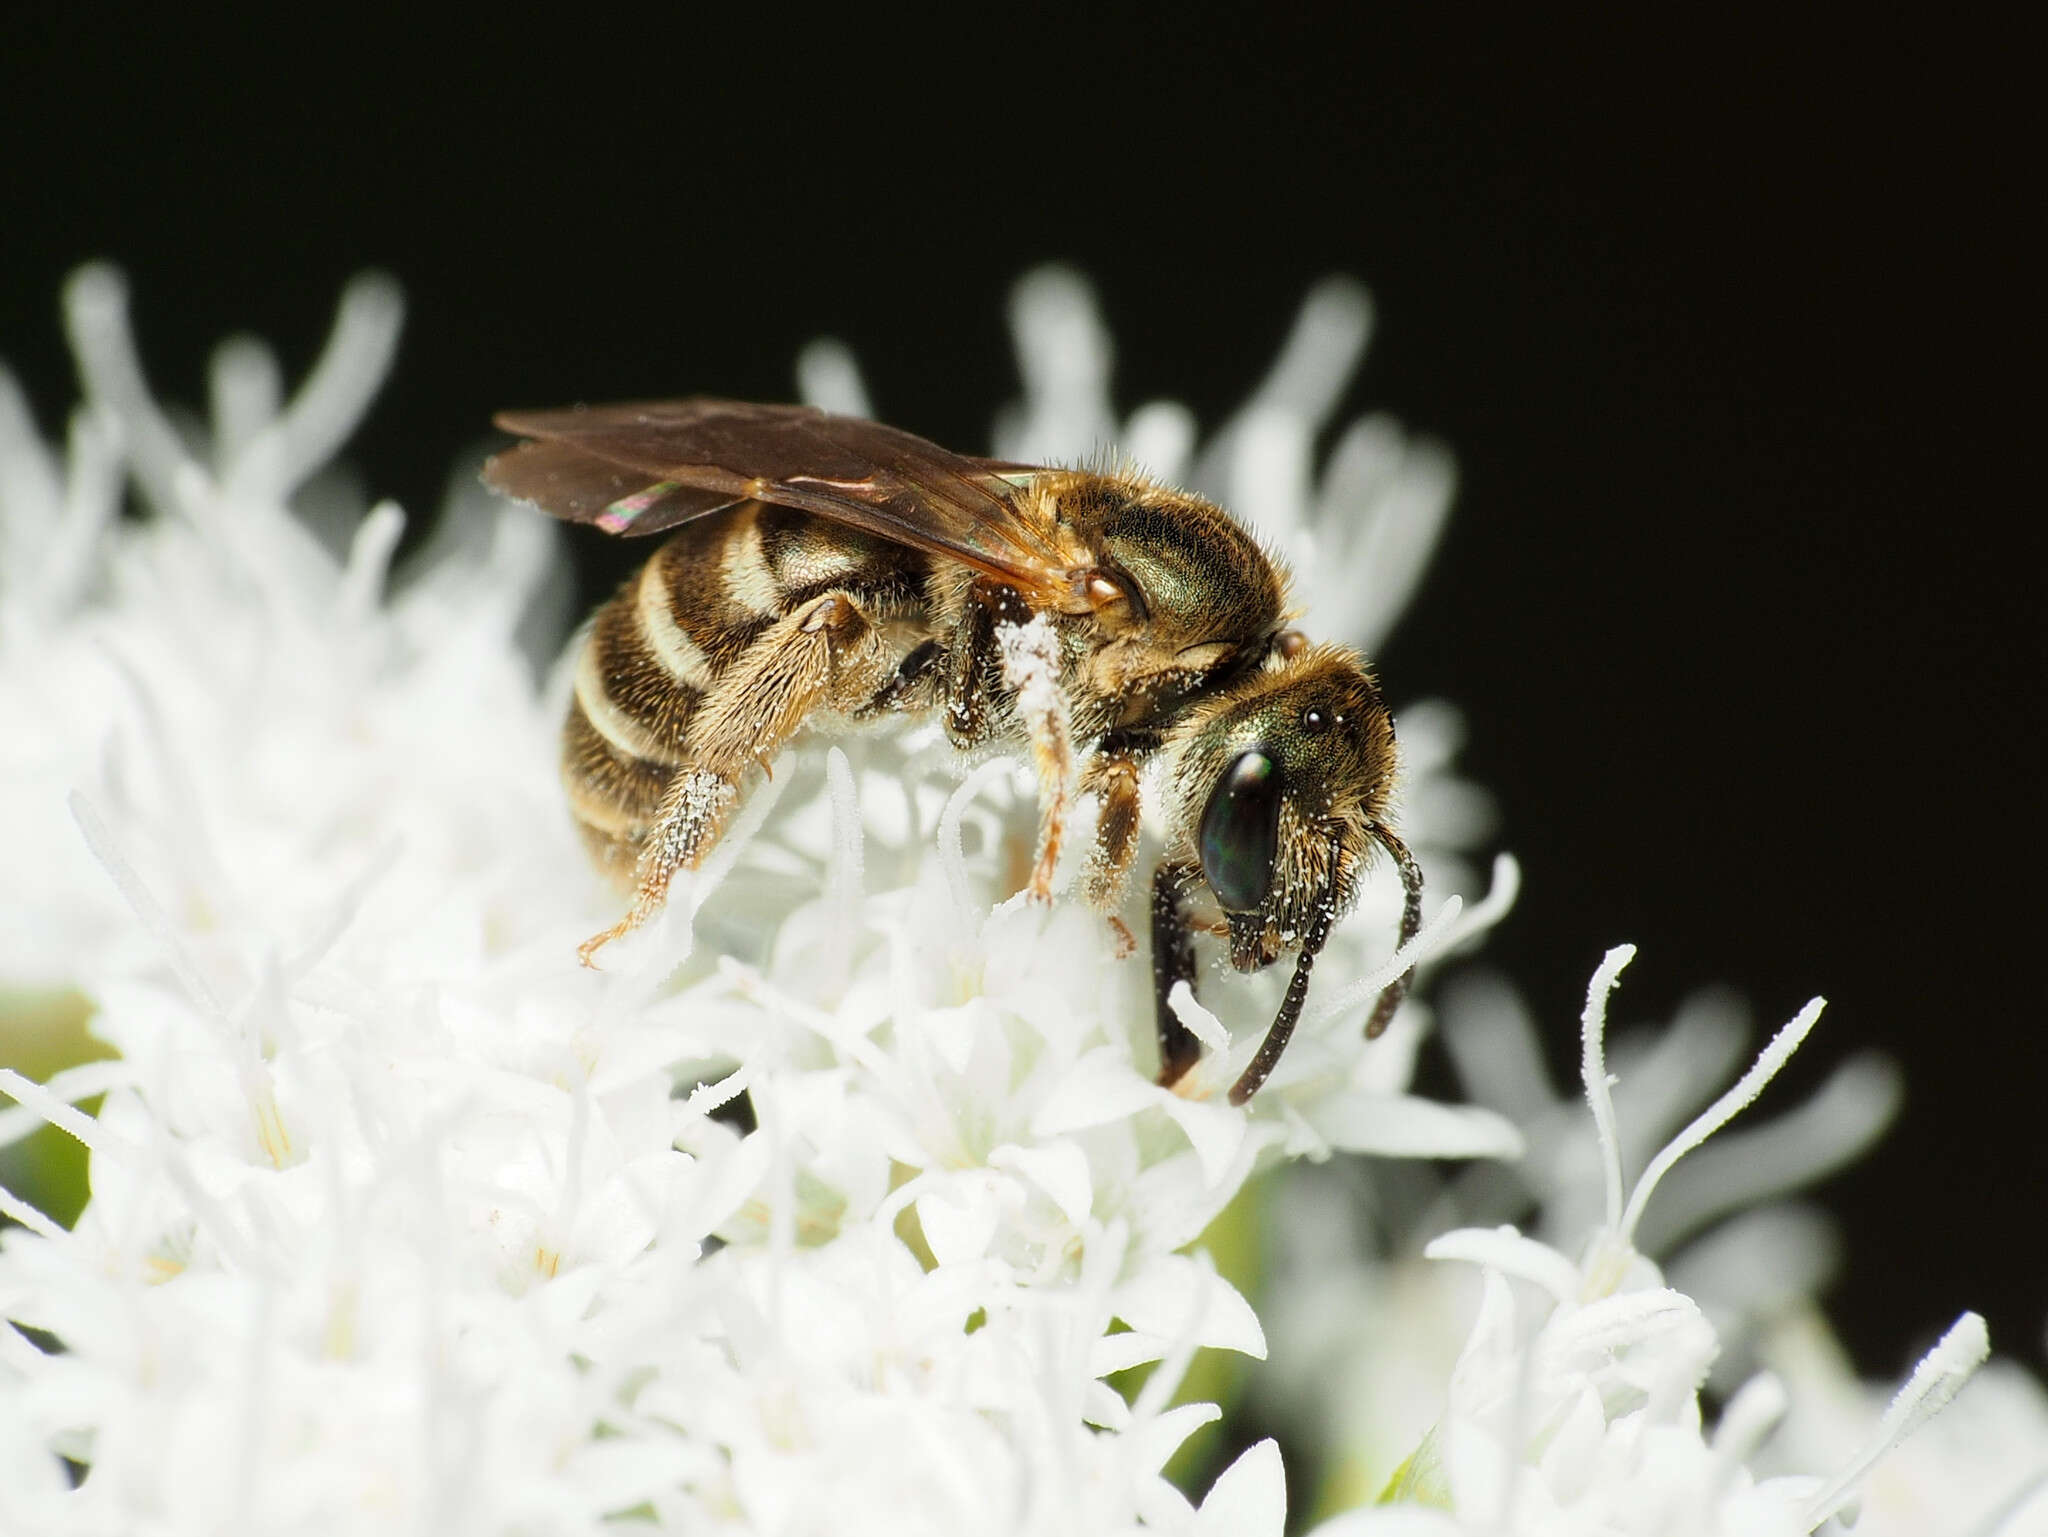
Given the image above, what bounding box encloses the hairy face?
[1166,644,1397,969]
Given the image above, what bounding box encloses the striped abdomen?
[563,501,930,880]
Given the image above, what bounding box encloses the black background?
[3,13,2038,1380]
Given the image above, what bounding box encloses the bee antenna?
[1362,826,1423,1040]
[1226,834,1343,1106]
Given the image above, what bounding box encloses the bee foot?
[1107,916,1137,958]
[1026,844,1062,904]
[576,928,622,969]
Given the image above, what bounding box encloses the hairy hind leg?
[579,590,891,966]
[577,766,740,966]
[687,592,890,777]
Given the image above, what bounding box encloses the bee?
[485,400,1422,1102]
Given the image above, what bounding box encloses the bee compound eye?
[1199,747,1282,912]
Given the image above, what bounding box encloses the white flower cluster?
[1298,948,1995,1535]
[0,266,2034,1534]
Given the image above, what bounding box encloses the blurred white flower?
[1286,948,2012,1535]
[1755,1306,2048,1536]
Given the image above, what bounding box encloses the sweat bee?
[485,400,1422,1102]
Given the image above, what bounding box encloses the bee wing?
[485,399,1073,597]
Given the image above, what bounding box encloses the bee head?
[1167,641,1400,972]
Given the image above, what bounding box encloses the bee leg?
[1152,861,1205,1087]
[1022,718,1075,904]
[989,596,1076,903]
[939,584,1013,748]
[1080,733,1156,955]
[944,581,1075,901]
[689,589,892,779]
[578,590,890,968]
[579,767,740,966]
[857,636,946,717]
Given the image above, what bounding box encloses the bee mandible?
[484,400,1422,1102]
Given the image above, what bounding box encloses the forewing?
[483,438,748,528]
[485,399,1070,593]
